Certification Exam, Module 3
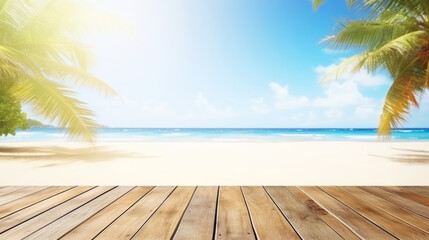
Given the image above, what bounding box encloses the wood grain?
[132,186,196,240]
[61,186,153,239]
[0,186,427,239]
[265,186,342,239]
[0,187,47,206]
[287,186,360,240]
[321,186,429,239]
[404,186,429,198]
[95,186,176,239]
[341,186,429,234]
[0,186,113,239]
[0,186,73,219]
[361,186,429,218]
[242,186,300,240]
[173,186,218,240]
[25,186,135,240]
[299,186,395,239]
[0,187,93,234]
[381,186,429,207]
[216,186,255,240]
[0,187,28,198]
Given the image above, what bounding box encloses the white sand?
[0,141,428,185]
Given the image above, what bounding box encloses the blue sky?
[57,0,429,128]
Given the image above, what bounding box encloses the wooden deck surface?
[0,186,428,239]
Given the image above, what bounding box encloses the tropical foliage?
[27,119,53,128]
[0,0,120,141]
[0,85,28,136]
[314,0,429,136]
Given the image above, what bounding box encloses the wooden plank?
[299,186,395,239]
[403,186,429,198]
[0,187,48,206]
[0,186,113,239]
[0,187,93,234]
[60,186,154,239]
[321,186,429,239]
[95,186,176,239]
[173,186,218,240]
[132,186,196,240]
[341,186,429,234]
[0,186,73,219]
[242,186,300,240]
[287,187,360,240]
[216,186,255,240]
[0,187,28,197]
[25,186,135,239]
[361,186,429,218]
[265,186,342,239]
[381,186,429,207]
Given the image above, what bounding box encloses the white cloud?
[313,80,372,108]
[140,100,168,116]
[322,48,348,55]
[195,92,209,108]
[315,63,388,87]
[194,92,234,117]
[269,82,309,110]
[250,97,270,114]
[354,106,376,118]
[254,62,388,126]
[324,109,343,119]
[83,96,172,127]
[312,62,389,110]
[118,97,169,117]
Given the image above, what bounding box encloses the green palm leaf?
[355,30,426,72]
[12,77,98,141]
[317,0,429,136]
[313,0,357,10]
[0,0,123,141]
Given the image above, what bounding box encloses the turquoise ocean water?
[2,128,429,142]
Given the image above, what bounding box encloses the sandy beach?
[0,141,428,185]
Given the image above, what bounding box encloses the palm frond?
[355,30,426,72]
[0,44,39,73]
[426,61,429,86]
[312,0,326,10]
[313,0,357,10]
[0,0,124,141]
[320,53,365,82]
[0,0,38,33]
[12,77,98,141]
[318,0,429,137]
[12,39,94,70]
[361,0,429,25]
[325,20,416,51]
[37,58,119,96]
[378,75,424,136]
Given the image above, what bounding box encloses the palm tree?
[313,0,429,136]
[0,0,121,141]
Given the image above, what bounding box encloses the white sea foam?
[161,133,190,137]
[346,135,377,140]
[15,132,37,135]
[48,133,65,137]
[397,130,412,133]
[212,138,266,142]
[279,134,326,137]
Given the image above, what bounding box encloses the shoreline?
[0,141,429,185]
[5,128,429,143]
[4,138,429,143]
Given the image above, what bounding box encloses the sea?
[2,128,429,142]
